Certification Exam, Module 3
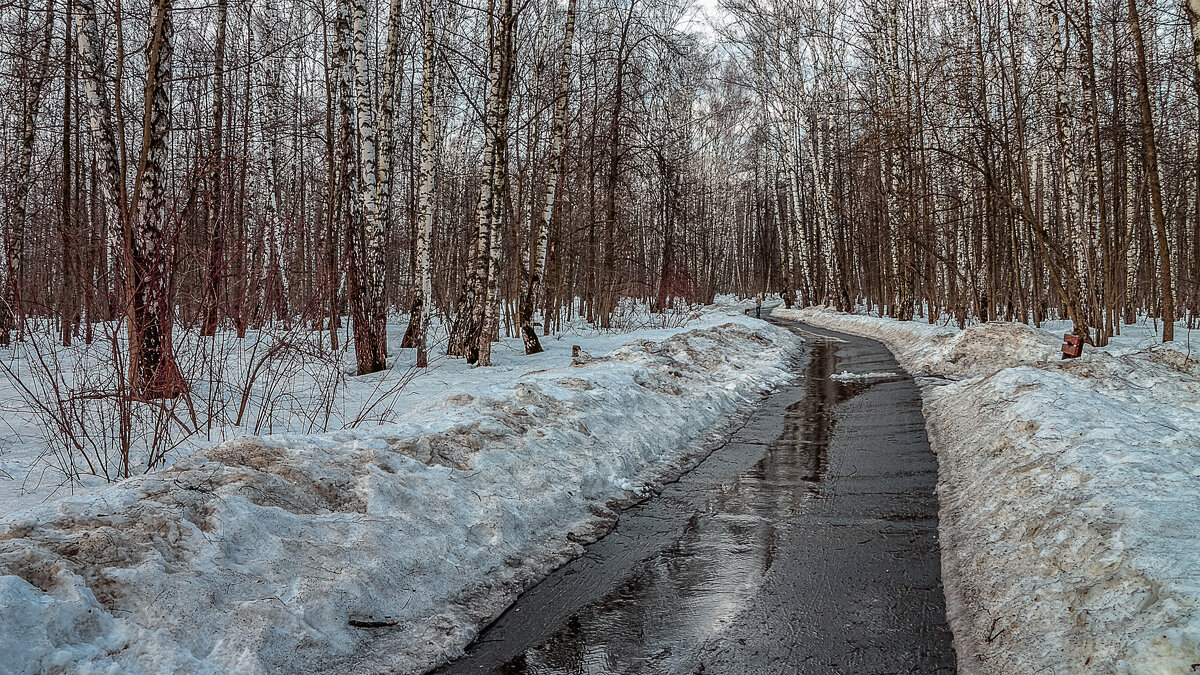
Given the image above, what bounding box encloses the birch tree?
[200,0,229,336]
[519,0,577,355]
[2,0,53,346]
[337,0,402,374]
[1128,0,1174,341]
[71,0,186,396]
[413,0,437,368]
[127,0,186,396]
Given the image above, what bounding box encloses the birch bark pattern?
[450,0,503,361]
[201,0,228,336]
[478,0,516,366]
[1038,0,1091,338]
[376,0,404,230]
[413,0,436,368]
[255,0,288,320]
[338,0,388,374]
[1128,0,1174,341]
[335,0,364,364]
[131,0,185,396]
[72,0,126,247]
[451,0,515,366]
[1077,0,1109,344]
[2,0,53,346]
[74,0,186,397]
[520,0,577,355]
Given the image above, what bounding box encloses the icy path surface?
[433,319,954,674]
[0,308,798,674]
[776,305,1200,675]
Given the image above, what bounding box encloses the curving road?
[433,318,955,674]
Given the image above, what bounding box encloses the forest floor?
[773,305,1200,674]
[0,301,799,674]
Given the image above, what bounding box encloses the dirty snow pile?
[828,370,898,382]
[774,305,1200,674]
[0,309,798,674]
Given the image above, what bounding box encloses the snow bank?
[0,301,726,516]
[0,313,799,674]
[773,305,1063,377]
[774,305,1200,674]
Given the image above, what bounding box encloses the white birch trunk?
[376,0,404,230]
[478,0,515,366]
[73,0,125,278]
[1038,0,1089,321]
[2,0,53,344]
[349,0,386,345]
[257,0,289,316]
[521,0,577,353]
[415,0,436,367]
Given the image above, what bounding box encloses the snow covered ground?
[774,305,1200,674]
[0,304,742,515]
[0,303,799,674]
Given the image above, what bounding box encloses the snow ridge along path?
[774,305,1200,675]
[0,311,799,674]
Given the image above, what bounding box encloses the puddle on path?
[436,328,950,675]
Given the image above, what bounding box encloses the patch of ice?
[829,370,898,382]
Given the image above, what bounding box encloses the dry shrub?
[1,317,418,488]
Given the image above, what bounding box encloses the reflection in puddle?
[485,339,887,674]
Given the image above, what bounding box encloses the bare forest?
[0,0,1197,472]
[4,0,1200,669]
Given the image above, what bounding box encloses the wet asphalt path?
[433,318,955,674]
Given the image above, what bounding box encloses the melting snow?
[0,306,800,674]
[828,370,898,382]
[776,305,1200,674]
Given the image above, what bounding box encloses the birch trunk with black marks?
[451,0,515,365]
[400,0,432,352]
[412,0,436,368]
[201,0,228,336]
[448,14,498,360]
[1077,0,1109,344]
[76,0,185,397]
[367,0,405,352]
[520,0,577,355]
[1128,0,1174,341]
[332,0,361,355]
[375,0,403,233]
[476,0,516,367]
[339,0,388,374]
[255,0,289,321]
[73,0,125,317]
[1038,0,1090,338]
[2,0,53,346]
[128,0,186,397]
